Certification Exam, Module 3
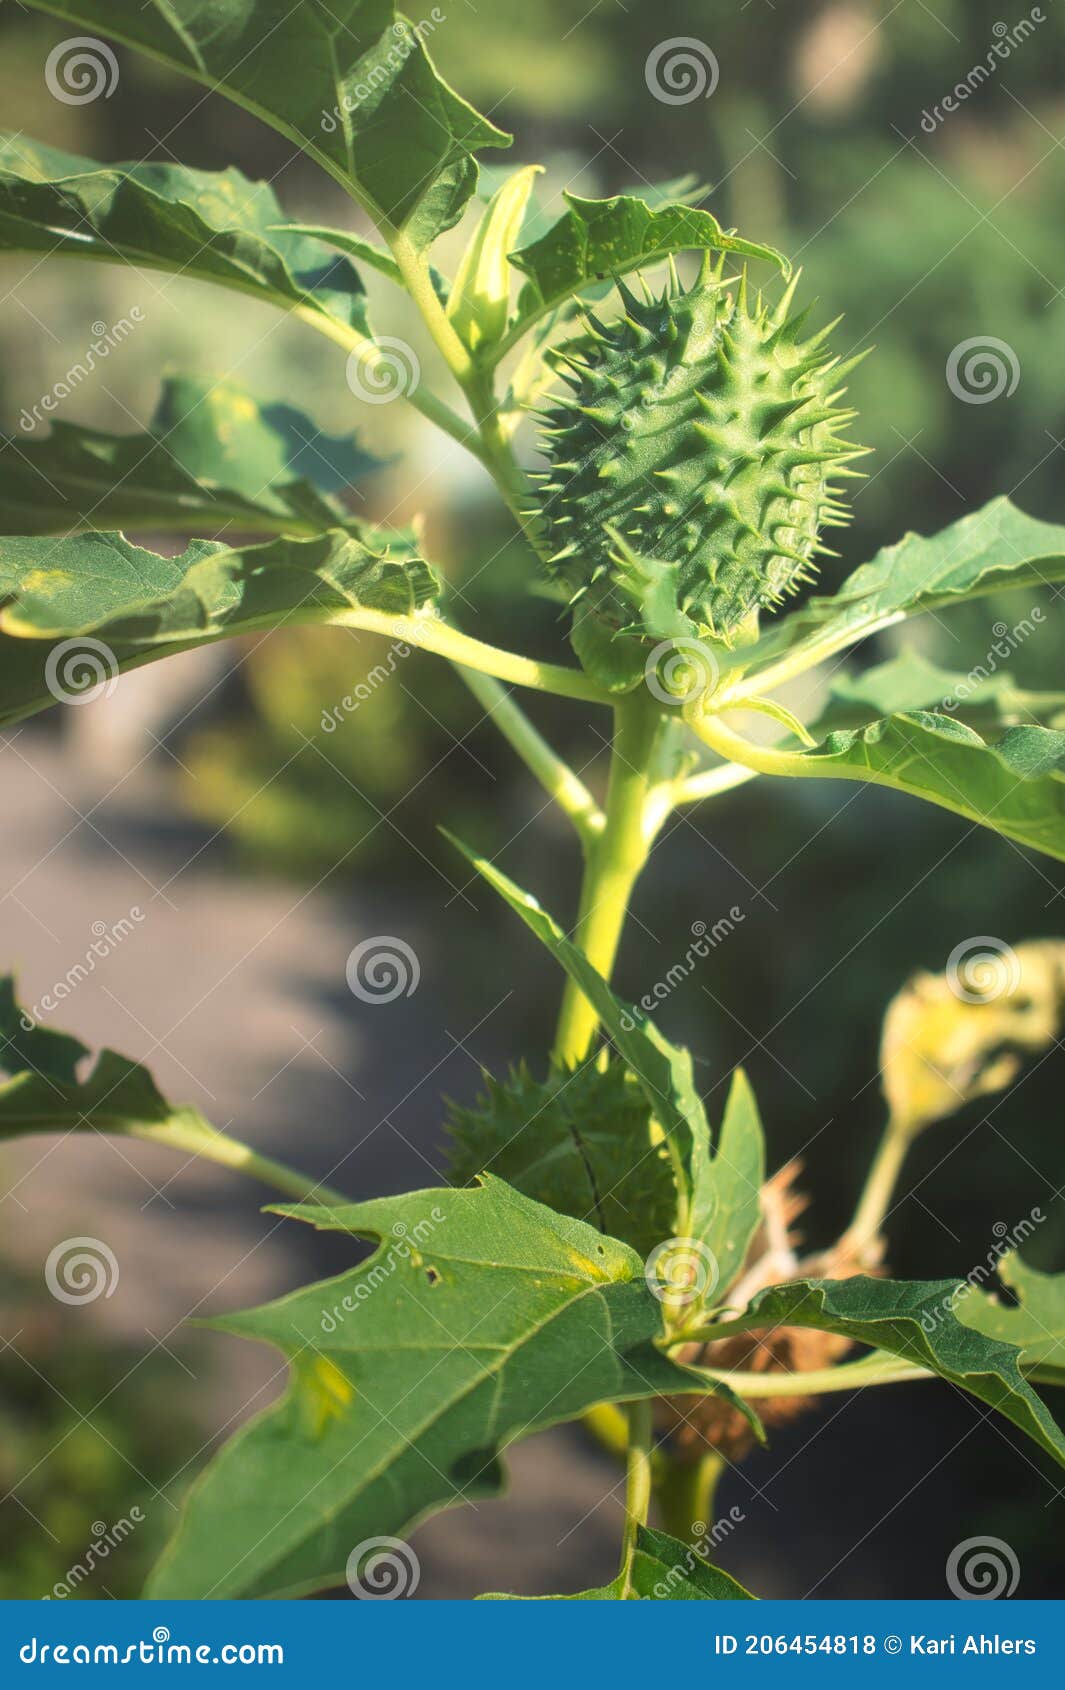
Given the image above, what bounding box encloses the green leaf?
[817,652,1065,738]
[705,1276,1065,1469]
[21,1,510,240]
[446,835,765,1309]
[793,711,1065,864]
[739,497,1065,683]
[0,135,369,336]
[957,1253,1065,1387]
[2,375,381,538]
[146,1178,734,1599]
[694,1070,765,1299]
[818,651,1010,727]
[0,528,436,729]
[500,192,788,357]
[445,1057,677,1260]
[481,1524,755,1600]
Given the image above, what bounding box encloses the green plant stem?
[551,691,665,1068]
[685,708,812,777]
[330,608,609,704]
[130,1113,349,1206]
[456,668,605,844]
[618,1399,654,1594]
[656,1452,725,1546]
[292,305,483,460]
[682,1353,931,1396]
[672,762,760,807]
[386,229,477,386]
[717,610,909,708]
[844,1119,913,1257]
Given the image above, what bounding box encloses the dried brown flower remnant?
[660,1163,884,1462]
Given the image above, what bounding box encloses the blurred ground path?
[0,715,629,1597]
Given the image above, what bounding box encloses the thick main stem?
[551,691,664,1068]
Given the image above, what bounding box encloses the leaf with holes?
[957,1253,1065,1387]
[146,1178,747,1598]
[701,1276,1065,1468]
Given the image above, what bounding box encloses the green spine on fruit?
[445,1058,675,1259]
[535,259,866,650]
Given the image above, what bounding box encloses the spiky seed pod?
[536,260,866,649]
[445,1058,675,1260]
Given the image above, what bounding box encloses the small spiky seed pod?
[536,259,866,648]
[445,1058,675,1259]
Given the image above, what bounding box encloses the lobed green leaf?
[501,192,788,357]
[0,528,436,729]
[146,1178,737,1599]
[794,710,1065,864]
[21,0,510,241]
[0,135,370,335]
[812,650,1065,735]
[445,1056,677,1260]
[448,836,766,1307]
[705,1276,1065,1469]
[957,1253,1065,1387]
[737,497,1065,684]
[0,976,242,1170]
